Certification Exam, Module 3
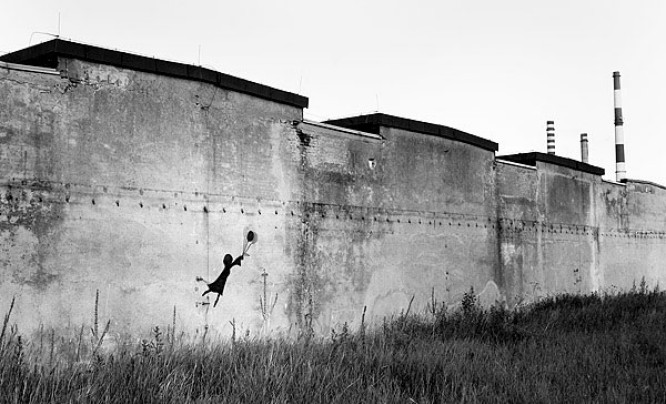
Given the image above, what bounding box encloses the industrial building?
[1,39,665,338]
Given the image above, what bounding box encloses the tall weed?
[1,288,666,403]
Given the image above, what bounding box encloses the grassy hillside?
[2,285,666,403]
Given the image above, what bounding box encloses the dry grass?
[2,284,666,403]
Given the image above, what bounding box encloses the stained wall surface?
[1,58,306,339]
[598,180,666,291]
[495,159,666,305]
[496,160,602,303]
[2,51,666,340]
[292,122,501,334]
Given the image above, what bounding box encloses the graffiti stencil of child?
[196,231,257,308]
[196,253,245,307]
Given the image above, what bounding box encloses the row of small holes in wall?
[83,196,599,233]
[66,198,479,223]
[501,226,666,238]
[498,220,596,231]
[11,193,666,238]
[3,197,562,233]
[52,198,649,235]
[86,198,285,215]
[302,212,500,228]
[500,223,666,238]
[1,187,595,230]
[81,199,494,226]
[5,194,503,226]
[499,226,595,235]
[600,233,666,239]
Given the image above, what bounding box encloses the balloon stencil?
[243,229,258,255]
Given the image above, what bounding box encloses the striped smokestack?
[580,133,589,163]
[613,71,626,182]
[546,121,555,154]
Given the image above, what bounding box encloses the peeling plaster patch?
[1,181,64,292]
[368,289,412,319]
[66,60,132,89]
[269,124,293,202]
[477,280,502,307]
[120,285,142,295]
[3,225,53,288]
[2,225,38,262]
[22,270,60,290]
[501,243,516,266]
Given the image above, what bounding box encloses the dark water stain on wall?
[286,123,386,334]
[2,181,65,290]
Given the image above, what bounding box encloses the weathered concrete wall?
[3,55,666,341]
[292,122,501,333]
[495,160,541,304]
[496,159,666,305]
[1,59,305,339]
[597,180,666,291]
[496,160,602,304]
[1,59,501,338]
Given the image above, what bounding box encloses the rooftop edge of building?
[497,152,605,176]
[0,39,309,109]
[323,113,499,152]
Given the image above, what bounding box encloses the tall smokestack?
[580,133,589,163]
[546,120,555,154]
[613,71,626,182]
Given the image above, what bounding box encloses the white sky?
[2,0,665,185]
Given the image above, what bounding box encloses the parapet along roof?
[0,39,309,109]
[498,152,605,176]
[324,113,499,152]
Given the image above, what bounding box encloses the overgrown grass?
[2,286,666,403]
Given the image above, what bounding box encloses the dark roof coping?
[497,152,605,176]
[323,113,498,152]
[0,39,309,109]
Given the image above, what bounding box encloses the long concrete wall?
[292,122,501,334]
[598,179,666,291]
[2,52,666,340]
[1,58,306,339]
[496,160,602,303]
[496,159,666,305]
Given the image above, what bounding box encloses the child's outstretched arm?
[230,254,244,268]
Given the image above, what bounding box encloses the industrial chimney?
[613,71,626,182]
[580,133,589,163]
[546,120,555,154]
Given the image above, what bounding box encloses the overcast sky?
[2,0,665,185]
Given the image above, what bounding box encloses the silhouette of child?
[196,253,245,307]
